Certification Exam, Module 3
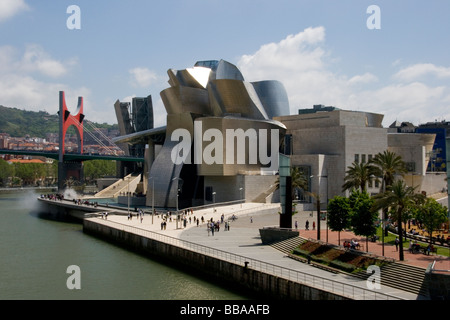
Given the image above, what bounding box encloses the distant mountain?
[0,105,118,138]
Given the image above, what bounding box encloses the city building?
[275,107,438,209]
[114,59,289,209]
[111,61,444,212]
[275,107,388,209]
[416,120,449,172]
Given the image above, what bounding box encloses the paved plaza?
[88,201,449,300]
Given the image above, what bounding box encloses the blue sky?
[0,0,449,128]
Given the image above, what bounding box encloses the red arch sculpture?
[59,91,84,159]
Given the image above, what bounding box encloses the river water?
[0,191,250,300]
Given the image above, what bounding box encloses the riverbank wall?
[82,218,348,300]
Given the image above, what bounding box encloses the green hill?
[0,105,118,138]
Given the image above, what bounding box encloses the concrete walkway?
[91,201,445,300]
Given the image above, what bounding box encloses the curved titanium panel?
[252,80,290,118]
[215,59,245,81]
[207,79,268,120]
[160,86,210,115]
[195,116,286,176]
[147,113,195,208]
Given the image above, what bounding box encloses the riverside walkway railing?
[88,215,403,300]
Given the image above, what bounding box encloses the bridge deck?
[0,149,144,162]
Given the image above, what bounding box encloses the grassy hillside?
[0,105,118,138]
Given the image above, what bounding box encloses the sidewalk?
[95,201,449,271]
[94,202,433,299]
[299,228,450,270]
[288,211,449,271]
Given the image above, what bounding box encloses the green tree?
[349,189,377,252]
[84,160,116,184]
[290,166,309,198]
[0,159,13,186]
[327,195,351,245]
[370,150,407,190]
[370,151,408,236]
[413,198,448,244]
[342,161,377,192]
[372,180,424,261]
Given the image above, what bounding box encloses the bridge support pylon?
[58,91,85,192]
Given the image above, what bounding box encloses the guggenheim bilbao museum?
[113,59,439,211]
[114,59,290,209]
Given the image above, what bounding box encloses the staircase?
[270,236,307,255]
[353,262,430,297]
[270,237,430,298]
[251,184,278,203]
[94,173,141,198]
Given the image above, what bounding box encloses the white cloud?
[348,73,378,85]
[0,44,74,78]
[0,73,90,114]
[393,63,450,82]
[20,44,75,78]
[239,27,327,81]
[237,27,450,126]
[129,67,158,88]
[0,0,29,22]
[0,44,86,116]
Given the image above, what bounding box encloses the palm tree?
[276,166,309,199]
[370,150,408,237]
[370,150,407,188]
[342,161,376,193]
[291,166,309,199]
[372,179,424,261]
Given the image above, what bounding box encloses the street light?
[127,175,130,216]
[149,176,155,224]
[239,187,243,208]
[172,177,183,229]
[212,191,216,213]
[311,174,328,242]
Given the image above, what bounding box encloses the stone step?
[270,238,430,297]
[354,262,429,296]
[270,236,306,254]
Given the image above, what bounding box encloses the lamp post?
[311,174,328,241]
[149,176,155,224]
[321,175,329,243]
[212,191,216,213]
[239,187,243,208]
[172,177,183,229]
[127,175,130,216]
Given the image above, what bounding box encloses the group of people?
[206,216,231,236]
[343,239,360,250]
[40,193,64,201]
[296,219,315,231]
[128,208,145,222]
[408,240,435,255]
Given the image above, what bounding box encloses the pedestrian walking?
[395,237,399,251]
[305,220,309,230]
[295,220,298,230]
[312,221,315,230]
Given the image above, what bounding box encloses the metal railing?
[89,215,403,300]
